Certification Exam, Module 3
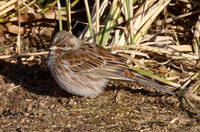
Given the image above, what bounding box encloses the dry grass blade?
[9,10,68,23]
[20,0,35,14]
[181,71,200,91]
[80,0,109,41]
[0,0,26,16]
[158,10,200,24]
[0,24,25,34]
[0,0,18,11]
[186,79,200,97]
[192,15,200,55]
[1,0,39,23]
[134,0,171,45]
[178,0,200,6]
[0,51,49,59]
[16,0,21,55]
[96,0,100,43]
[0,4,16,17]
[161,45,193,52]
[128,0,134,44]
[105,45,199,60]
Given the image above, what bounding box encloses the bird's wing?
[60,42,175,95]
[60,42,131,80]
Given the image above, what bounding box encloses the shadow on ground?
[0,59,166,98]
[0,60,72,98]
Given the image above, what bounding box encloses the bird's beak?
[49,46,57,50]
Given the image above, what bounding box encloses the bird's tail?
[132,74,175,95]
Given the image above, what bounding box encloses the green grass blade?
[65,0,71,32]
[100,0,125,46]
[129,65,180,88]
[84,0,93,37]
[57,0,63,31]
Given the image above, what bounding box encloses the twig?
[178,0,200,6]
[178,88,200,117]
[157,10,200,24]
[183,71,200,101]
[181,71,200,90]
[20,0,35,15]
[178,71,200,116]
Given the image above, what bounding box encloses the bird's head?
[49,31,81,53]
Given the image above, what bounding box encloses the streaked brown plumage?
[47,31,174,97]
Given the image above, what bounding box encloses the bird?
[47,30,174,97]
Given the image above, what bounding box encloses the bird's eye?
[62,44,66,47]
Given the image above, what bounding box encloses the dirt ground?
[1,0,200,131]
[0,22,200,131]
[0,58,200,132]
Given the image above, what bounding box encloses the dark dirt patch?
[0,59,200,131]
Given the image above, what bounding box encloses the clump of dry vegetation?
[0,0,200,131]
